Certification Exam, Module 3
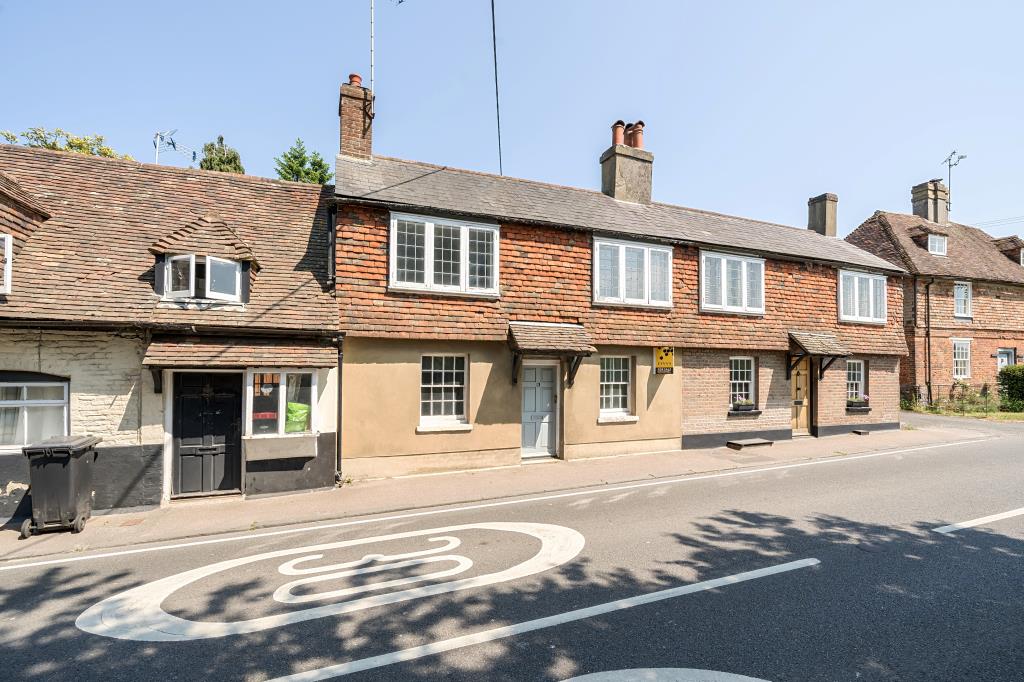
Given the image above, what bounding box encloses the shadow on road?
[0,510,1021,681]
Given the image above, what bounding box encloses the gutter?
[335,334,344,484]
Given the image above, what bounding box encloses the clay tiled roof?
[789,330,850,357]
[508,322,597,355]
[851,211,1024,285]
[0,145,336,333]
[150,214,260,270]
[143,336,337,367]
[336,155,903,274]
[0,171,50,219]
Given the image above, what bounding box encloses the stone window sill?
[846,406,872,414]
[727,409,763,417]
[597,414,640,425]
[416,422,473,434]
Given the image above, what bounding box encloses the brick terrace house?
[847,179,1024,402]
[0,146,339,521]
[333,74,908,478]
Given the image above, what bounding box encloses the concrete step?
[726,437,774,451]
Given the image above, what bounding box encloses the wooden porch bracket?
[818,355,839,380]
[566,355,584,388]
[786,352,807,380]
[511,352,523,384]
[151,368,163,394]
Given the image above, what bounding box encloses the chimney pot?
[911,179,949,224]
[611,121,625,146]
[348,73,363,87]
[631,120,645,149]
[807,193,839,238]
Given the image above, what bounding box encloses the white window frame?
[244,369,318,438]
[927,234,947,256]
[952,339,972,380]
[838,270,887,324]
[592,237,673,308]
[0,234,12,295]
[729,356,756,406]
[165,254,195,299]
[599,356,632,416]
[846,360,865,401]
[419,354,469,427]
[0,381,70,453]
[388,212,500,297]
[700,251,765,315]
[1019,250,1023,267]
[953,281,972,319]
[205,256,242,302]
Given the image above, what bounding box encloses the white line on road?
[0,437,989,572]
[933,507,1024,534]
[267,558,821,680]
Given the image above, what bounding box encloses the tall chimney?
[600,120,654,204]
[339,73,372,160]
[911,179,948,224]
[807,193,838,237]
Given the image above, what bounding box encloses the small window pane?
[285,374,313,433]
[0,386,23,401]
[650,249,670,302]
[872,277,885,320]
[252,373,281,435]
[433,224,461,287]
[746,261,763,310]
[26,386,63,401]
[624,247,645,300]
[25,405,64,443]
[208,258,239,298]
[841,274,856,318]
[0,407,23,446]
[704,255,723,307]
[396,220,426,284]
[726,259,743,307]
[598,243,620,299]
[169,257,191,294]
[468,228,495,289]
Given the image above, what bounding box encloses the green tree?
[1,127,133,159]
[274,138,333,184]
[199,135,245,174]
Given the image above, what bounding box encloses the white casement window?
[953,281,972,318]
[420,355,467,425]
[839,270,887,323]
[164,254,242,302]
[0,381,69,451]
[729,357,755,406]
[593,238,672,307]
[1020,250,1024,267]
[928,234,947,256]
[0,233,12,295]
[952,340,971,379]
[389,213,500,296]
[246,370,317,437]
[700,251,765,314]
[847,360,865,401]
[599,357,631,415]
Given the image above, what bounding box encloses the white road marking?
[933,506,1024,534]
[0,437,989,572]
[267,558,819,680]
[565,669,770,681]
[75,522,584,641]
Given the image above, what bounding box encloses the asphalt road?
[1,418,1021,681]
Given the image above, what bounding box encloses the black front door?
[173,372,242,495]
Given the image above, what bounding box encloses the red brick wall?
[336,203,907,355]
[680,350,790,436]
[815,355,900,425]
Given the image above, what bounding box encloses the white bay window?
[839,270,887,323]
[593,237,672,307]
[390,213,499,296]
[701,251,764,314]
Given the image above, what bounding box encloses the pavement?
[0,415,989,564]
[0,413,1021,680]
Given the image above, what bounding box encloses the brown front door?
[791,357,811,433]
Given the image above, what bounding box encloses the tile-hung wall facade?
[335,204,906,478]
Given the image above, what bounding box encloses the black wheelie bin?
[20,435,101,538]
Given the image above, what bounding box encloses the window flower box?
[732,400,755,412]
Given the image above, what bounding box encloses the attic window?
[164,255,242,302]
[927,234,947,256]
[0,234,10,295]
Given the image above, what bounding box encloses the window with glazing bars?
[420,356,466,422]
[847,360,865,401]
[391,214,499,295]
[953,340,971,379]
[599,357,631,414]
[729,357,754,405]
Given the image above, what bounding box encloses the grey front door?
[521,364,556,457]
[173,372,243,495]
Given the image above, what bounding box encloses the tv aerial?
[153,130,198,165]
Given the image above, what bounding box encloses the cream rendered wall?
[563,345,683,458]
[0,329,161,447]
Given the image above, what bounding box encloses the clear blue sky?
[3,1,1022,236]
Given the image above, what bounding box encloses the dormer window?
[928,234,947,256]
[164,254,242,302]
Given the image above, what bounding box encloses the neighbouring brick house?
[847,179,1024,402]
[0,146,339,521]
[333,74,907,478]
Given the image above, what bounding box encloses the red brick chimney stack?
[339,73,373,160]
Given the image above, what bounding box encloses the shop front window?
[247,370,317,437]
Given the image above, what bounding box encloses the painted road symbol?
[566,670,770,681]
[76,522,585,642]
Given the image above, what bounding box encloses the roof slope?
[0,145,336,333]
[336,155,902,274]
[150,214,260,269]
[850,211,1024,285]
